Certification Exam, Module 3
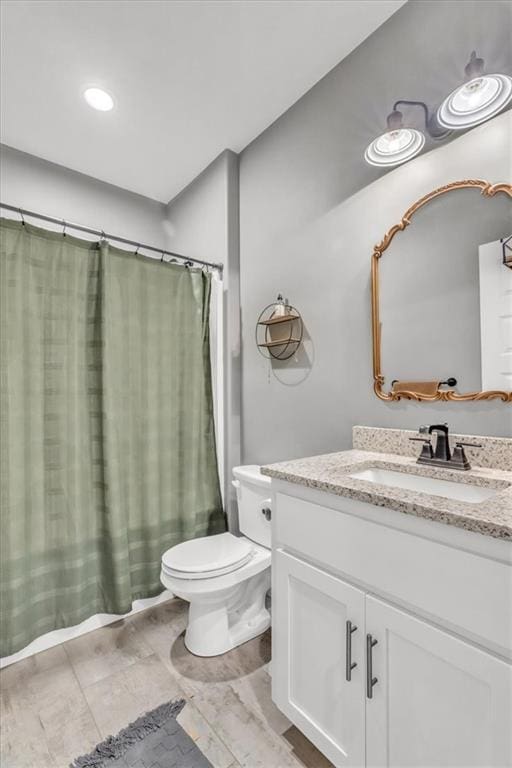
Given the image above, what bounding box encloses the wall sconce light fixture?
[364,125,425,167]
[365,51,512,167]
[437,52,512,130]
[365,100,446,167]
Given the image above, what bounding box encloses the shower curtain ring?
[160,251,165,263]
[19,208,25,226]
[134,244,140,256]
[62,219,67,237]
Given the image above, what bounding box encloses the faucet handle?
[451,441,481,471]
[455,441,482,449]
[409,436,434,461]
[418,425,429,435]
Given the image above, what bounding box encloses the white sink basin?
[349,468,497,504]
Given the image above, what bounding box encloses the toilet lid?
[161,532,254,579]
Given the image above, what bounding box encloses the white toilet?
[160,465,272,657]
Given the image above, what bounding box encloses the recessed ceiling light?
[83,87,114,112]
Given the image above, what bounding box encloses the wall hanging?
[256,295,303,361]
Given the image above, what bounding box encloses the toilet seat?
[161,542,270,595]
[161,532,254,580]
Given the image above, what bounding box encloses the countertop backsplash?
[352,426,512,472]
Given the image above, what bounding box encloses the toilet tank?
[232,465,271,549]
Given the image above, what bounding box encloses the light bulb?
[83,87,114,112]
[437,73,512,130]
[364,128,425,167]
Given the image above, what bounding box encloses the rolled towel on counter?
[392,380,441,396]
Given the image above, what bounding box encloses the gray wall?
[164,151,235,267]
[239,0,512,465]
[165,151,241,530]
[0,144,166,246]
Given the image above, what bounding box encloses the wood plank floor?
[0,597,334,768]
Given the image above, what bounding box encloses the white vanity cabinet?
[270,482,512,768]
[273,550,365,767]
[365,596,511,768]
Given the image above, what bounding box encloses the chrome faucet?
[410,424,482,471]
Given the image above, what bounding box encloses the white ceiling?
[1,0,405,202]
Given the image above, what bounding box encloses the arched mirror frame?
[371,179,512,402]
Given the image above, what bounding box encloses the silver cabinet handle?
[366,634,378,698]
[346,620,358,681]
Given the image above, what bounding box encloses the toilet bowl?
[160,465,272,657]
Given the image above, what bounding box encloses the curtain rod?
[0,202,223,274]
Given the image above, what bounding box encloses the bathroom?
[0,0,511,766]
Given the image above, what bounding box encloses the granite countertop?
[261,449,512,540]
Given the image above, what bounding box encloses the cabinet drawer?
[274,492,511,654]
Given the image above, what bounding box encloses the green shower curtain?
[0,218,225,657]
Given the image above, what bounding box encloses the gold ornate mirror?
[371,180,512,402]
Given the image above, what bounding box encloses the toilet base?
[181,568,271,657]
[184,606,270,657]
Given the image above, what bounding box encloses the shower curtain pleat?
[0,218,225,657]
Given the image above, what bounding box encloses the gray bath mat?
[70,699,213,768]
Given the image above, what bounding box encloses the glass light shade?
[83,87,114,111]
[364,128,425,167]
[437,74,512,129]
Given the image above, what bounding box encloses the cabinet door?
[272,550,365,768]
[365,595,512,768]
